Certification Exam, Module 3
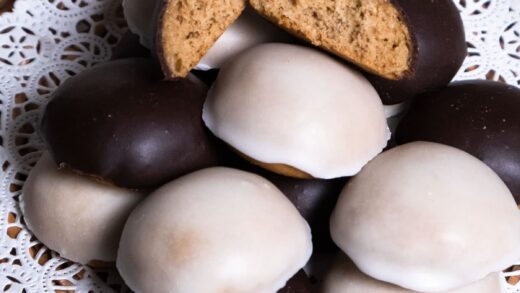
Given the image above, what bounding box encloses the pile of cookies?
[21,0,520,292]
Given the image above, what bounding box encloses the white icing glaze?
[122,0,293,69]
[203,43,390,179]
[323,255,502,293]
[21,153,144,264]
[117,167,312,293]
[330,142,520,292]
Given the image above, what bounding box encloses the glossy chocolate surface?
[41,58,221,189]
[278,270,313,293]
[112,30,150,60]
[367,0,466,105]
[396,80,520,202]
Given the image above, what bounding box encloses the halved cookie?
[249,0,412,80]
[157,0,246,78]
[123,0,246,79]
[249,0,466,104]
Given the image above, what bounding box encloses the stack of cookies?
[21,0,520,292]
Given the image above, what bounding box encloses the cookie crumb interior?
[249,0,412,79]
[159,0,245,78]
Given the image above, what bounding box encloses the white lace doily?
[0,0,517,292]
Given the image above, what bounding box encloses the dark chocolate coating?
[278,270,313,293]
[41,58,221,189]
[112,30,151,60]
[367,0,466,105]
[396,80,520,202]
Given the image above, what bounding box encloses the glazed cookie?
[233,157,346,251]
[203,43,389,179]
[22,153,143,264]
[41,58,221,189]
[249,0,466,104]
[242,163,346,251]
[323,255,502,293]
[396,80,520,203]
[117,167,312,293]
[330,142,520,292]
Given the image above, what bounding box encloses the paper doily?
[0,0,517,292]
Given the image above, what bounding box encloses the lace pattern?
[0,0,517,291]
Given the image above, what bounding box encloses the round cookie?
[241,162,346,251]
[323,255,502,293]
[330,142,520,292]
[249,0,466,104]
[22,153,143,264]
[396,80,520,203]
[41,58,221,189]
[230,155,345,251]
[203,43,389,179]
[231,156,346,251]
[117,167,312,292]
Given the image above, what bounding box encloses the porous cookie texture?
[158,0,246,78]
[239,162,346,252]
[323,255,502,293]
[22,153,143,264]
[117,167,313,293]
[250,0,466,104]
[203,43,389,179]
[249,0,411,80]
[330,141,520,292]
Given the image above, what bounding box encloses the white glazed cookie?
[203,43,389,179]
[22,153,143,264]
[117,167,312,293]
[323,255,502,293]
[330,141,520,292]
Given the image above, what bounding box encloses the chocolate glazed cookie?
[41,58,222,189]
[396,80,520,202]
[367,0,467,104]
